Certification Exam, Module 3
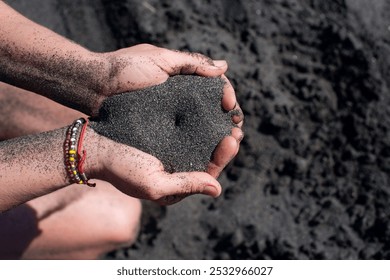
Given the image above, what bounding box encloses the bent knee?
[103,198,142,247]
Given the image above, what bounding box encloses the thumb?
[171,51,228,77]
[160,171,222,198]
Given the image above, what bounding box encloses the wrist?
[79,51,113,116]
[83,125,106,180]
[100,51,122,95]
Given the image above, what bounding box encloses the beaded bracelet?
[64,118,95,187]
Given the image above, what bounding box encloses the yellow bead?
[79,180,84,184]
[69,150,76,154]
[73,170,77,175]
[69,157,75,162]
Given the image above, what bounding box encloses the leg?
[0,182,141,259]
[0,82,84,139]
[0,84,142,259]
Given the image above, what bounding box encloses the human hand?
[88,76,243,205]
[89,131,221,205]
[102,44,243,177]
[102,44,228,97]
[87,44,243,204]
[0,4,228,117]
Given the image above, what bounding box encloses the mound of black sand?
[90,75,234,173]
[8,0,390,260]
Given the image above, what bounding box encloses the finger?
[207,135,239,178]
[157,171,222,199]
[231,104,244,125]
[220,75,244,127]
[231,127,244,143]
[236,119,244,128]
[170,50,228,77]
[221,75,236,111]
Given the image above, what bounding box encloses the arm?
[0,127,95,212]
[0,79,243,212]
[0,127,221,212]
[0,1,110,115]
[0,128,69,212]
[0,1,227,116]
[0,1,243,211]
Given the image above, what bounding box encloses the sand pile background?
[7,0,390,259]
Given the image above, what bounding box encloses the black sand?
[90,75,234,173]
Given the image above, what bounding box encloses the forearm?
[0,126,100,212]
[0,1,110,115]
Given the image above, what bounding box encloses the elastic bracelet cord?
[64,118,96,187]
[77,118,95,187]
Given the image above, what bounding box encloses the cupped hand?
[93,134,222,206]
[90,44,244,204]
[103,44,228,95]
[103,44,244,180]
[90,75,243,205]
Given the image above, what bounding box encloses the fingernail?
[212,60,227,68]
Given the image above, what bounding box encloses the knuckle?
[138,43,154,49]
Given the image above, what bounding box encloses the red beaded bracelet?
[64,118,95,187]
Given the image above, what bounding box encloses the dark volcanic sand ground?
[7,0,390,259]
